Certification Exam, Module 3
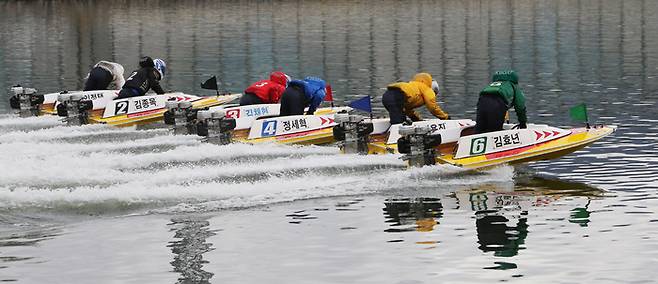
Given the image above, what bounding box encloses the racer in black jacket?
[116,57,166,99]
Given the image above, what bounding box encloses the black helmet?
[139,56,155,68]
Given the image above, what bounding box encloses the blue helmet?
[154,58,167,79]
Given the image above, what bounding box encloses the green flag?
[569,103,588,122]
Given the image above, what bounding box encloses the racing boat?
[167,103,351,145]
[58,91,240,127]
[331,113,615,170]
[433,124,616,170]
[397,122,616,170]
[9,86,241,127]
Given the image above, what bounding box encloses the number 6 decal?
[470,137,487,155]
[115,101,129,115]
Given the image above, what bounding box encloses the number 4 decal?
[261,120,277,137]
[470,137,487,155]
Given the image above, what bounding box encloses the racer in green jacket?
[475,70,527,133]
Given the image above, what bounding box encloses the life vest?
[244,80,286,104]
[387,73,448,120]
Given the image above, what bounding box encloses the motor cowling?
[196,109,236,145]
[333,113,373,155]
[57,93,93,126]
[10,86,43,117]
[164,101,200,135]
[163,102,176,125]
[332,125,346,141]
[196,119,209,137]
[398,125,442,167]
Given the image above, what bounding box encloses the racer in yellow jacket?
[382,73,449,124]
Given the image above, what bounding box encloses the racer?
[83,61,125,91]
[239,71,290,106]
[382,72,449,124]
[116,57,166,100]
[475,70,527,133]
[279,76,328,116]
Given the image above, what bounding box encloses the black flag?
[200,76,218,90]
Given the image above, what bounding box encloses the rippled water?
[1,0,657,283]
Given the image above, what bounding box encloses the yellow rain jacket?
[387,73,449,121]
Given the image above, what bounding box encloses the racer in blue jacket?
[279,76,327,116]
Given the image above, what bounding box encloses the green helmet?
[492,70,519,84]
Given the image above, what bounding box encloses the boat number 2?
[261,120,277,136]
[115,101,129,115]
[470,137,487,155]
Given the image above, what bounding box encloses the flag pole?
[369,95,373,120]
[585,104,590,129]
[214,76,220,96]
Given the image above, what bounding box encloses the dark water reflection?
[379,177,606,270]
[167,216,216,284]
[475,210,529,258]
[383,197,444,233]
[460,178,603,260]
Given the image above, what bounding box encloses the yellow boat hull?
[39,103,57,115]
[90,95,238,127]
[436,125,616,170]
[226,108,345,146]
[233,128,336,145]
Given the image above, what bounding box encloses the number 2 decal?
[261,120,277,137]
[115,101,129,115]
[126,71,137,82]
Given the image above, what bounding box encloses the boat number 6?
[115,101,129,115]
[470,137,487,155]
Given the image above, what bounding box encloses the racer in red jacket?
[239,71,290,105]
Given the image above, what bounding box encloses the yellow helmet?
[412,73,433,88]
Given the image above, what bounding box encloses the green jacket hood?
[492,70,519,84]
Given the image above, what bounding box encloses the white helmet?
[154,58,167,79]
[431,80,440,94]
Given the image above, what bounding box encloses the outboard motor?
[196,109,236,145]
[56,93,93,126]
[333,113,374,154]
[9,86,44,117]
[398,125,442,167]
[164,101,198,135]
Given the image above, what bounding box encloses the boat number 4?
[115,101,129,115]
[261,120,277,137]
[470,137,487,155]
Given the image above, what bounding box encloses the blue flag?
[348,95,372,113]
